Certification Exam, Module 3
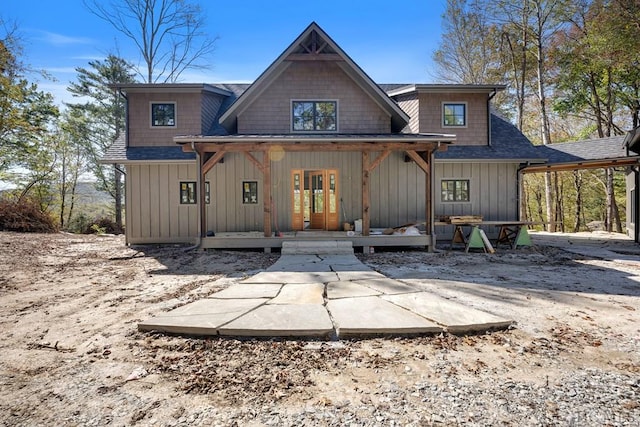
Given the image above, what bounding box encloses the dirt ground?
[0,231,639,426]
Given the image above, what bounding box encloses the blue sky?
[3,0,447,105]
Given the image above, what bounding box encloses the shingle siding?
[201,92,225,135]
[128,92,203,147]
[395,93,420,134]
[418,92,487,145]
[238,61,391,134]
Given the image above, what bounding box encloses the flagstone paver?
[138,249,513,338]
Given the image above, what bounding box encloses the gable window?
[292,101,337,132]
[151,102,176,127]
[443,103,466,127]
[441,179,469,202]
[180,181,210,204]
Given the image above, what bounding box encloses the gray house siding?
[434,162,519,239]
[627,171,636,239]
[204,153,264,233]
[126,162,199,244]
[369,151,425,227]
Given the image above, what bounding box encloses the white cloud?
[43,67,78,74]
[38,31,94,46]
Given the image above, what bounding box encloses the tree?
[433,0,501,84]
[57,110,91,229]
[67,54,136,228]
[0,21,58,175]
[551,0,637,231]
[85,0,217,83]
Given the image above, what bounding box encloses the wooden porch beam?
[362,152,370,236]
[405,150,430,174]
[262,151,272,238]
[285,53,343,61]
[243,152,265,174]
[202,152,225,175]
[181,141,444,153]
[367,150,391,173]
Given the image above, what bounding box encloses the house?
[103,22,545,251]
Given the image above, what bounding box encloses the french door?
[291,169,339,231]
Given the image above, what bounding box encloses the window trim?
[242,180,259,205]
[150,101,177,128]
[442,102,467,128]
[179,181,211,205]
[440,178,471,203]
[291,99,338,133]
[180,181,196,204]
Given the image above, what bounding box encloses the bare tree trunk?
[59,151,67,229]
[554,172,564,232]
[606,168,622,232]
[534,187,546,230]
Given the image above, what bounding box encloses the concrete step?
[281,240,354,255]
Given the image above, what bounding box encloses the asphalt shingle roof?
[101,135,195,163]
[102,85,545,164]
[435,114,545,161]
[535,135,629,164]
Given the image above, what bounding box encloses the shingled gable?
[218,22,410,133]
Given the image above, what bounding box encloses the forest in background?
[1,0,638,234]
[434,0,639,232]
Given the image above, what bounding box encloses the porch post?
[195,144,205,242]
[427,149,435,250]
[362,151,370,236]
[263,150,272,237]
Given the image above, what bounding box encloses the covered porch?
[174,134,454,251]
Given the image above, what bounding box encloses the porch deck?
[200,230,434,252]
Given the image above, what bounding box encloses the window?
[292,101,337,131]
[441,179,470,202]
[180,181,210,204]
[242,181,258,204]
[180,182,196,204]
[443,103,466,127]
[151,102,176,127]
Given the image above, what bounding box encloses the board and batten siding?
[434,162,519,238]
[204,153,263,233]
[368,151,425,227]
[124,157,520,243]
[126,163,199,244]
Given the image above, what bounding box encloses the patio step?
[281,240,354,255]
